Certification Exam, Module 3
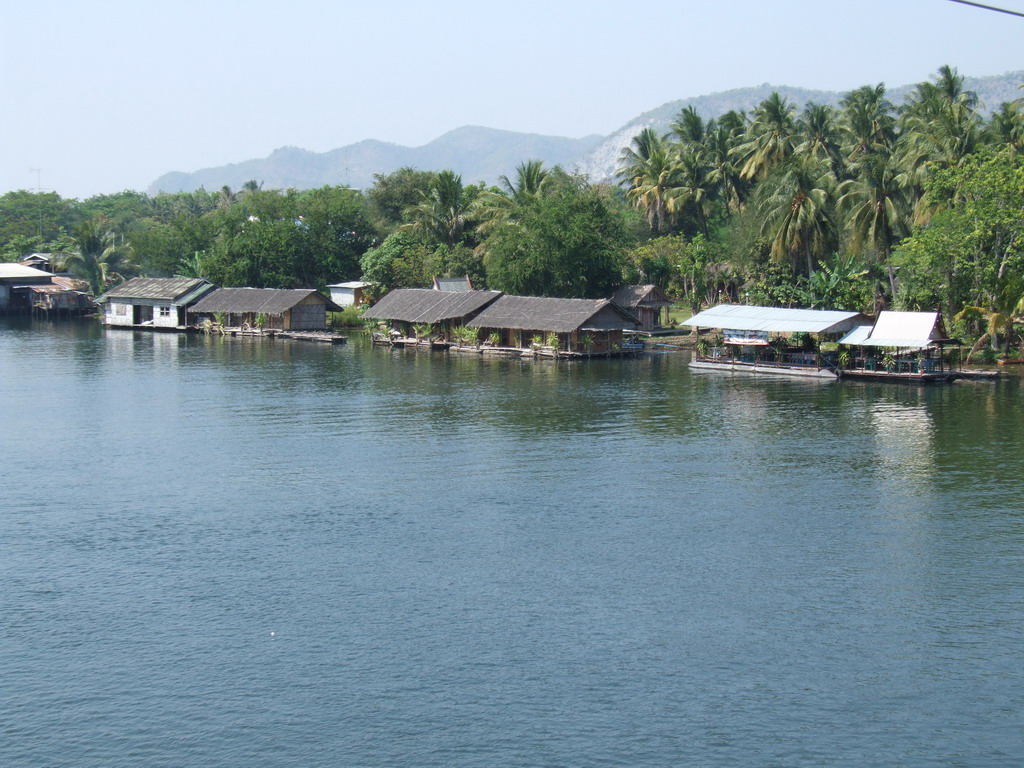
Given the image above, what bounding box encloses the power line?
[946,0,1024,18]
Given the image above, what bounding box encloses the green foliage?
[0,190,75,246]
[60,217,136,296]
[329,305,366,329]
[807,252,871,311]
[359,231,433,291]
[483,174,626,298]
[366,167,435,230]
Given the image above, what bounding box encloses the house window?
[114,304,127,316]
[158,306,171,317]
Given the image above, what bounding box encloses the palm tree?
[666,147,717,237]
[837,151,910,298]
[60,218,135,296]
[796,103,845,178]
[617,128,679,231]
[757,155,836,276]
[896,66,984,219]
[668,105,707,148]
[732,93,799,181]
[704,117,747,213]
[402,170,475,248]
[954,275,1024,361]
[476,160,550,237]
[986,100,1024,152]
[840,83,896,163]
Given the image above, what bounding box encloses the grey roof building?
[188,288,340,331]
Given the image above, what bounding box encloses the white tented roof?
[838,325,873,345]
[682,304,866,334]
[838,311,950,349]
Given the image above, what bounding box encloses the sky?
[2,0,1023,200]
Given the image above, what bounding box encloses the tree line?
[2,65,1022,353]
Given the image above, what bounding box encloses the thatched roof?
[362,288,501,323]
[468,295,639,333]
[611,284,671,308]
[189,288,339,315]
[97,277,214,303]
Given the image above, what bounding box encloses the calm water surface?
[2,317,1022,767]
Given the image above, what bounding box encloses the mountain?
[574,72,1024,182]
[148,71,1024,195]
[148,127,604,195]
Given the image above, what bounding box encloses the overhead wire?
[946,0,1024,18]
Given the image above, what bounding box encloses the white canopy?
[838,311,952,349]
[682,304,866,335]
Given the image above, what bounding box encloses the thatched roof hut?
[468,295,638,334]
[362,288,501,325]
[610,284,672,330]
[189,288,340,330]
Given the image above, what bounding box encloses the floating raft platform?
[690,360,839,379]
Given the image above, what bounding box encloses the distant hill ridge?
[148,71,1024,195]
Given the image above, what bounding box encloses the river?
[2,317,1022,767]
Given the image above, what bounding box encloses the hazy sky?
[3,0,1023,199]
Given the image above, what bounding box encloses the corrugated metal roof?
[97,277,214,303]
[468,295,639,333]
[189,288,339,315]
[433,276,473,292]
[0,263,53,280]
[839,311,951,348]
[362,289,501,323]
[837,325,873,345]
[682,304,866,334]
[328,281,370,289]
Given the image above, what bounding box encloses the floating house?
[683,304,868,378]
[362,288,502,342]
[0,263,86,314]
[327,281,371,307]
[467,295,640,355]
[97,277,216,328]
[611,284,672,331]
[838,311,960,381]
[188,288,341,331]
[21,277,92,315]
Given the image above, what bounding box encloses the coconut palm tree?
[986,100,1024,152]
[954,275,1024,361]
[796,103,845,178]
[896,66,984,220]
[757,155,836,276]
[668,105,707,148]
[733,93,799,181]
[59,218,136,296]
[475,160,550,237]
[617,128,679,232]
[402,170,476,248]
[837,151,911,298]
[666,147,717,237]
[704,117,747,213]
[840,83,896,163]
